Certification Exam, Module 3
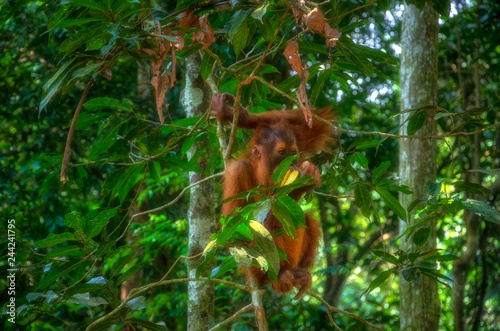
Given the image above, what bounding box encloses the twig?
[86,277,250,330]
[225,83,243,161]
[314,191,354,199]
[131,172,224,218]
[209,304,253,331]
[252,76,298,106]
[307,291,383,331]
[60,78,95,184]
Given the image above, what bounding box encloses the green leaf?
[129,318,167,331]
[40,171,59,196]
[254,199,271,224]
[117,262,146,286]
[109,254,134,279]
[421,254,458,262]
[408,252,421,263]
[251,1,269,22]
[218,204,255,245]
[407,110,426,136]
[272,196,305,239]
[453,181,492,196]
[363,269,394,295]
[299,40,328,54]
[428,182,442,196]
[70,0,107,11]
[210,256,238,279]
[86,208,117,238]
[250,220,279,281]
[73,62,103,78]
[39,259,90,289]
[40,60,75,113]
[372,161,391,184]
[84,97,133,112]
[228,10,251,56]
[468,169,500,176]
[412,227,431,247]
[271,155,298,182]
[65,212,85,233]
[275,75,301,93]
[354,152,368,169]
[46,245,82,260]
[112,163,146,204]
[88,123,121,160]
[407,198,423,214]
[372,250,400,265]
[463,199,500,225]
[63,283,105,299]
[336,35,374,77]
[355,139,380,150]
[376,189,407,221]
[429,0,450,17]
[402,267,421,283]
[354,183,372,217]
[310,69,331,106]
[201,52,216,80]
[37,232,79,248]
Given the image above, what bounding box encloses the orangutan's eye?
[291,150,297,155]
[279,149,286,155]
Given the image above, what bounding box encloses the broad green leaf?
[85,208,117,238]
[428,182,442,196]
[84,97,133,112]
[249,220,279,281]
[372,250,400,265]
[109,254,134,279]
[412,227,431,247]
[37,232,79,248]
[453,181,492,196]
[407,110,426,136]
[40,60,75,113]
[254,199,271,224]
[299,40,328,54]
[429,0,451,17]
[275,75,301,93]
[113,163,146,203]
[468,169,500,176]
[463,199,500,225]
[217,204,255,245]
[354,183,371,217]
[355,139,380,150]
[336,35,374,77]
[311,69,331,106]
[251,1,269,22]
[408,252,421,263]
[363,269,394,295]
[402,267,420,283]
[376,189,407,221]
[354,152,369,169]
[129,318,167,331]
[73,62,104,78]
[46,245,82,260]
[272,196,305,239]
[421,254,458,262]
[65,212,85,233]
[126,296,147,310]
[63,284,105,299]
[70,0,107,11]
[39,171,59,196]
[38,259,90,289]
[210,256,238,279]
[88,123,121,160]
[228,10,251,56]
[271,155,298,182]
[372,161,391,183]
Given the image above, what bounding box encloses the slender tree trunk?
[182,52,216,331]
[398,3,440,330]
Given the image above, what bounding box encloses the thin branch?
[60,78,95,184]
[314,114,500,139]
[131,172,224,218]
[209,304,253,331]
[314,191,354,199]
[86,277,249,331]
[307,291,383,331]
[252,76,298,106]
[225,83,243,161]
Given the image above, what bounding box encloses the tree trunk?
[398,3,440,330]
[182,52,216,331]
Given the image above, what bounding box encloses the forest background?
[0,0,499,330]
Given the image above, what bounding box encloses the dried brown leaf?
[325,24,341,48]
[283,41,303,78]
[305,8,325,34]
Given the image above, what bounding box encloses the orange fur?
[212,93,334,299]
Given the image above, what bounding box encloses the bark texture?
[182,52,216,331]
[398,3,440,330]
